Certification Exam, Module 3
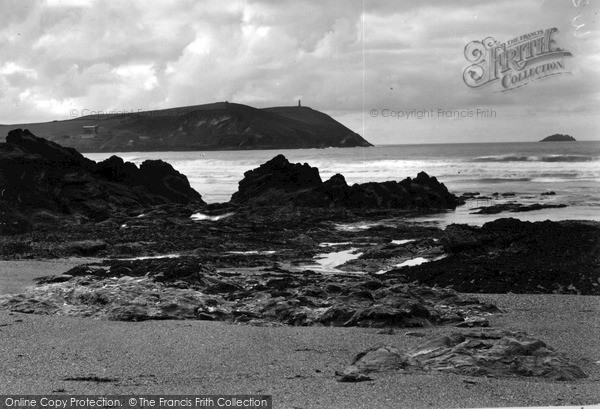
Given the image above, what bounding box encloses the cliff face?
[0,103,372,152]
[540,134,576,142]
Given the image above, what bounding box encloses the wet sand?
[0,260,599,408]
[0,258,99,296]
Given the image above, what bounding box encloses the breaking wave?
[472,154,597,163]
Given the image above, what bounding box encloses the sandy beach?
[2,2,600,408]
[0,259,100,296]
[1,259,599,408]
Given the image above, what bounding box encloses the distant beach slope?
[0,102,372,152]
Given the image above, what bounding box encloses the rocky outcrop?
[0,129,204,232]
[337,330,587,382]
[0,256,498,326]
[471,202,567,214]
[388,218,600,295]
[0,132,456,234]
[338,238,445,273]
[231,155,461,209]
[231,154,322,204]
[540,134,576,142]
[4,127,94,166]
[94,156,202,204]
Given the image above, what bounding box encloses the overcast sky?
[0,0,598,144]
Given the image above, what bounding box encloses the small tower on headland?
[298,99,301,107]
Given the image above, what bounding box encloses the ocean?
[85,141,600,227]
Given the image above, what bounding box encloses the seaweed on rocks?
[0,256,499,326]
[387,218,600,295]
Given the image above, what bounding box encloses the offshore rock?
[471,202,567,214]
[540,134,576,142]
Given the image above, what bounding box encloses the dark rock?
[0,295,60,315]
[335,371,373,383]
[107,305,155,321]
[317,306,357,326]
[540,134,576,142]
[93,155,140,184]
[339,331,587,381]
[518,203,567,212]
[360,280,385,290]
[34,274,73,284]
[230,154,322,205]
[391,218,600,295]
[541,191,556,196]
[230,155,460,210]
[5,128,93,167]
[471,202,567,214]
[0,257,499,327]
[61,240,107,256]
[341,238,444,273]
[324,283,343,293]
[343,304,431,328]
[459,192,480,199]
[337,344,409,382]
[203,281,243,294]
[139,160,203,203]
[196,312,216,321]
[344,289,374,300]
[0,129,205,229]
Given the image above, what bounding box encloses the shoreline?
[0,280,598,407]
[0,258,100,296]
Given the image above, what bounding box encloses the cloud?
[0,0,597,142]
